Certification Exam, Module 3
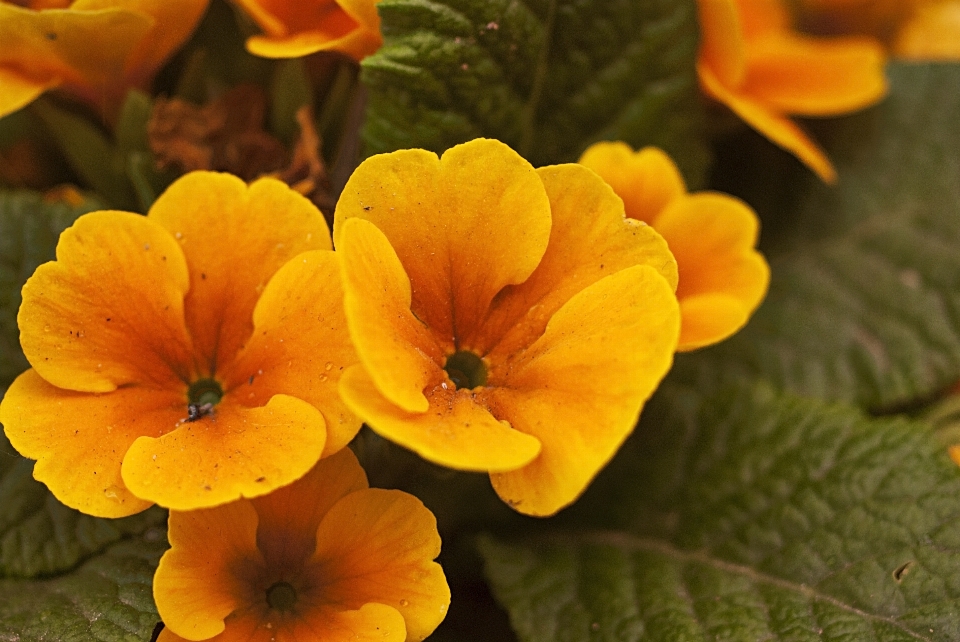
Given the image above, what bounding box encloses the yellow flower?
[579,142,770,352]
[697,0,887,183]
[334,138,681,517]
[230,0,382,61]
[154,448,450,642]
[0,171,360,517]
[0,0,209,120]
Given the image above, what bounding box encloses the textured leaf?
[482,383,960,641]
[0,189,102,389]
[361,0,710,184]
[0,532,166,642]
[0,431,167,579]
[673,63,960,412]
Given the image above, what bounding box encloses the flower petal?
[311,488,450,641]
[744,33,887,116]
[121,394,327,510]
[894,1,960,60]
[148,172,331,375]
[0,3,152,116]
[485,264,679,516]
[577,142,686,224]
[155,500,262,641]
[339,365,541,472]
[251,448,368,568]
[290,603,406,642]
[698,61,838,183]
[476,163,677,358]
[0,369,182,517]
[223,250,361,456]
[337,217,444,413]
[18,210,193,393]
[334,139,552,351]
[653,192,770,350]
[698,0,747,87]
[735,0,791,38]
[0,68,59,120]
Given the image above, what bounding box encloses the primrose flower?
[697,0,887,183]
[579,142,770,352]
[334,138,681,517]
[0,0,209,120]
[154,448,449,642]
[0,171,360,517]
[230,0,382,61]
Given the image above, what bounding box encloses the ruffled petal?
[251,448,368,568]
[698,61,838,183]
[121,394,327,510]
[577,142,686,224]
[0,369,183,517]
[743,33,887,116]
[310,488,450,641]
[485,265,679,516]
[18,210,193,392]
[653,192,770,350]
[476,164,677,358]
[339,365,541,472]
[155,500,262,641]
[697,0,747,87]
[223,250,361,456]
[337,218,445,413]
[148,173,331,375]
[333,139,552,350]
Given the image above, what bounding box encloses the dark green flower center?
[444,350,487,389]
[265,581,298,611]
[185,378,223,421]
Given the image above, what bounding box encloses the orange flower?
[334,138,681,517]
[230,0,382,61]
[0,171,360,518]
[578,142,770,352]
[154,448,450,642]
[697,0,887,183]
[0,0,209,120]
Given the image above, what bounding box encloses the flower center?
[444,350,487,389]
[185,378,223,422]
[266,581,298,611]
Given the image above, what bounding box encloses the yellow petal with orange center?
[698,61,838,183]
[334,139,552,351]
[339,365,542,472]
[311,488,450,641]
[485,264,679,516]
[155,500,262,641]
[743,33,887,116]
[476,163,678,358]
[18,210,193,393]
[0,369,182,517]
[653,192,770,351]
[121,394,326,510]
[0,3,151,118]
[223,250,361,456]
[577,143,686,224]
[698,0,747,87]
[337,218,444,413]
[148,173,331,375]
[251,448,368,568]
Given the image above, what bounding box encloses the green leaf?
[0,532,166,641]
[0,189,102,389]
[674,63,960,412]
[361,0,710,184]
[481,383,960,641]
[0,430,167,579]
[270,58,313,145]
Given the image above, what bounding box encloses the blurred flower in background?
[0,0,209,120]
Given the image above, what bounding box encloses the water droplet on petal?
[324,362,333,371]
[43,325,50,332]
[318,374,328,382]
[399,599,409,607]
[103,485,122,500]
